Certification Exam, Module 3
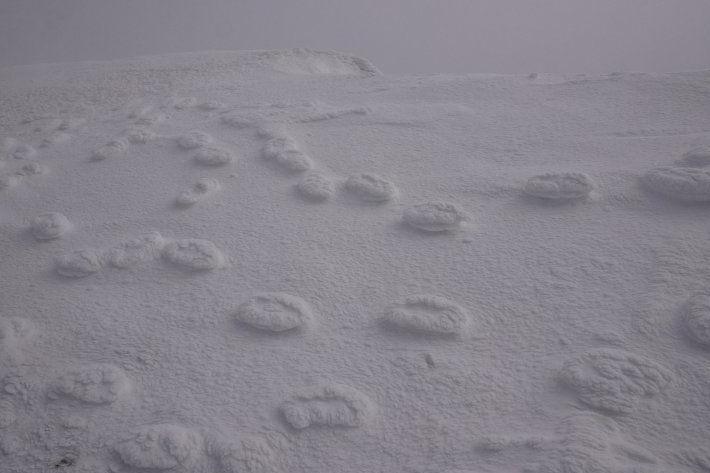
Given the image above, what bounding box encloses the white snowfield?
[0,48,709,472]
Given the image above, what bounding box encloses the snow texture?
[1,49,710,473]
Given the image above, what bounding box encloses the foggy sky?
[1,0,709,73]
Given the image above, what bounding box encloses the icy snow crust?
[1,49,709,472]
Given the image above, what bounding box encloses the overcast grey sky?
[1,0,709,73]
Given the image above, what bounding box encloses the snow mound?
[251,49,379,76]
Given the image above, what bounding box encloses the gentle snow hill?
[1,49,710,473]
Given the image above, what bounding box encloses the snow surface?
[1,48,710,472]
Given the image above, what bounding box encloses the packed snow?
[1,48,710,472]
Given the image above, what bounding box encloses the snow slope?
[1,48,710,473]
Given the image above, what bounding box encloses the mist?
[1,0,709,73]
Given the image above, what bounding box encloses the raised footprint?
[0,174,22,191]
[642,166,710,202]
[402,201,466,232]
[234,293,313,332]
[177,130,213,150]
[29,212,72,241]
[296,172,335,202]
[40,131,72,148]
[114,424,202,471]
[17,162,47,176]
[161,238,226,271]
[57,117,86,131]
[280,384,374,429]
[91,138,129,161]
[124,125,157,144]
[49,363,131,404]
[382,295,468,336]
[105,232,167,268]
[175,178,221,207]
[206,433,280,473]
[678,145,710,167]
[0,316,36,363]
[683,294,710,348]
[197,100,225,111]
[343,173,397,203]
[558,348,674,414]
[170,96,198,110]
[523,173,594,200]
[55,249,104,277]
[262,136,313,173]
[193,146,234,166]
[7,142,38,160]
[507,411,660,473]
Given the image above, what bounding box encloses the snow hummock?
[1,49,710,472]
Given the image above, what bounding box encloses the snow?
[0,48,710,472]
